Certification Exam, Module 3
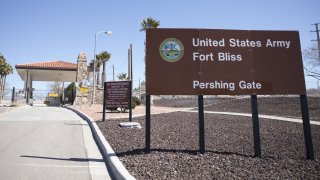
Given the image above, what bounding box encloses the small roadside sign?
[80,87,89,93]
[48,93,59,97]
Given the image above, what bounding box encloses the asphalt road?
[0,105,110,180]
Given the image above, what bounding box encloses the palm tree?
[140,17,160,64]
[117,72,129,81]
[0,54,13,103]
[140,17,160,31]
[96,51,111,85]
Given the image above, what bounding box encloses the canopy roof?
[16,60,77,82]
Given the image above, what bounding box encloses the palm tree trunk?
[96,70,100,86]
[0,75,5,103]
[0,75,3,103]
[2,75,6,102]
[102,62,106,83]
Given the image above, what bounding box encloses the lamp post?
[92,30,112,104]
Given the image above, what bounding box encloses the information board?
[146,28,306,95]
[105,81,130,108]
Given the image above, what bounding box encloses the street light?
[92,30,112,104]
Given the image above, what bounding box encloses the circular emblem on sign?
[159,38,184,62]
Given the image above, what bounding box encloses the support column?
[24,70,28,104]
[25,69,32,105]
[62,82,65,105]
[28,76,33,105]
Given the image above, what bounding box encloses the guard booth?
[15,60,78,106]
[15,52,92,106]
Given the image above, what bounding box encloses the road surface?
[0,105,110,180]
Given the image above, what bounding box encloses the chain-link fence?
[0,88,14,105]
[1,87,77,106]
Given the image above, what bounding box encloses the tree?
[0,54,13,103]
[47,82,63,94]
[141,80,145,86]
[303,44,320,80]
[140,17,160,32]
[140,17,160,63]
[117,72,129,81]
[65,82,75,104]
[96,51,111,85]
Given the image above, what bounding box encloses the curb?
[63,106,136,180]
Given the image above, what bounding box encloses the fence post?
[11,87,15,103]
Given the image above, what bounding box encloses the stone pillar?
[74,52,90,106]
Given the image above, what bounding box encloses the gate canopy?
[16,60,77,82]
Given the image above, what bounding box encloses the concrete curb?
[64,106,136,180]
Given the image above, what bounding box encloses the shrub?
[107,96,140,113]
[132,96,141,106]
[106,107,118,112]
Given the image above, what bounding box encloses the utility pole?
[311,23,320,60]
[311,23,320,108]
[113,64,115,81]
[139,78,141,100]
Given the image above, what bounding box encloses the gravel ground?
[97,112,320,179]
[154,96,320,121]
[77,96,320,179]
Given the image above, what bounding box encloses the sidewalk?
[73,104,191,120]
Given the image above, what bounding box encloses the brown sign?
[146,28,306,95]
[106,81,130,108]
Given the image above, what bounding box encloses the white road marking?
[184,110,320,126]
[19,163,106,168]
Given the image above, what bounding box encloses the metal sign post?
[198,95,205,154]
[102,82,107,122]
[145,95,151,153]
[129,81,132,122]
[300,95,314,160]
[251,95,261,157]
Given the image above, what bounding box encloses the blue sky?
[1,0,319,90]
